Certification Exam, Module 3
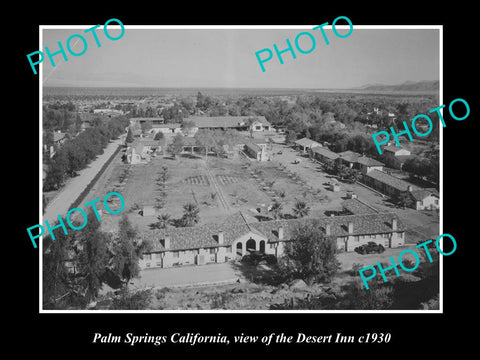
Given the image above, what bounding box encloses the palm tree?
[293,199,310,218]
[182,203,200,227]
[269,200,283,220]
[156,213,171,229]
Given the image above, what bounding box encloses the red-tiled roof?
[140,211,406,252]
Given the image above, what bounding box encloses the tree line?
[44,116,129,192]
[43,213,151,309]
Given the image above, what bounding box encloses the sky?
[40,26,440,89]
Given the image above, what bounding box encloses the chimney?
[218,231,224,244]
[407,185,413,192]
[164,235,171,249]
[325,223,331,236]
[348,222,354,234]
[278,227,284,240]
[392,218,397,231]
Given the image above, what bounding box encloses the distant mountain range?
[354,80,439,93]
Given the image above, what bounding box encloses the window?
[146,263,151,268]
[156,262,162,267]
[145,254,152,260]
[255,126,261,130]
[172,251,179,258]
[270,243,275,249]
[209,248,216,254]
[434,199,439,205]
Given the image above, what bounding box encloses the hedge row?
[68,143,124,211]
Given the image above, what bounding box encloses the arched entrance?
[246,238,256,253]
[259,240,265,253]
[236,242,243,256]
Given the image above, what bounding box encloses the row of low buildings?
[138,199,406,270]
[124,116,275,164]
[130,115,273,137]
[293,137,439,211]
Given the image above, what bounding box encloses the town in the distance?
[41,83,440,311]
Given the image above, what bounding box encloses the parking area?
[269,142,439,244]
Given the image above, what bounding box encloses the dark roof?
[366,169,415,192]
[311,146,339,160]
[140,211,406,252]
[245,142,262,152]
[188,116,270,129]
[341,198,379,215]
[356,156,384,167]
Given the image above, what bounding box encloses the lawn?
[81,149,343,233]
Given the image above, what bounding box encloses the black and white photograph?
[16,6,476,354]
[38,24,442,312]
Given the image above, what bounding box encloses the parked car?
[277,151,283,155]
[354,242,385,255]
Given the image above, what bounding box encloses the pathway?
[43,137,124,224]
[203,160,231,214]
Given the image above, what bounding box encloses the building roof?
[245,142,262,153]
[410,189,439,201]
[188,116,270,129]
[341,198,379,215]
[311,146,339,160]
[294,137,322,148]
[355,156,385,167]
[140,211,406,253]
[130,117,164,123]
[383,145,411,155]
[53,132,66,142]
[140,212,253,252]
[366,169,416,192]
[152,123,181,129]
[338,150,361,163]
[140,140,161,147]
[249,213,406,243]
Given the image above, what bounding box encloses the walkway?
[203,160,232,214]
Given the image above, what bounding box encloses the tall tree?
[125,127,134,144]
[168,133,184,159]
[279,219,340,285]
[111,215,141,284]
[76,210,109,302]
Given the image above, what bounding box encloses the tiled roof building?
[139,210,406,269]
